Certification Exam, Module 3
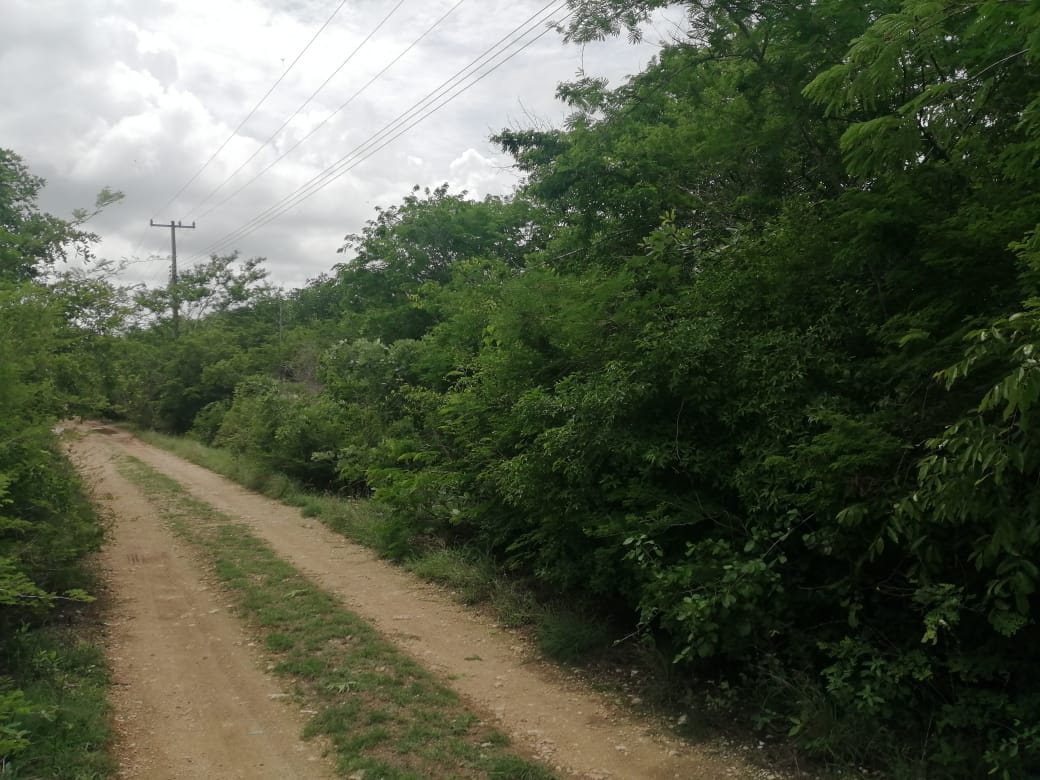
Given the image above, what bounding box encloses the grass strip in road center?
[116,455,554,780]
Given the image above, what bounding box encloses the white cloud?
[448,148,509,197]
[2,0,664,288]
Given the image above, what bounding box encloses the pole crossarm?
[149,219,197,337]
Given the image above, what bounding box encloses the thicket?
[0,149,117,773]
[109,2,1040,776]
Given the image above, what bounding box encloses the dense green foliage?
[95,1,1040,776]
[0,149,115,772]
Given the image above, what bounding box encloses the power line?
[125,222,151,263]
[191,2,571,260]
[184,0,409,220]
[193,0,473,225]
[151,0,351,219]
[194,4,569,260]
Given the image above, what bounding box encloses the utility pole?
[150,219,196,337]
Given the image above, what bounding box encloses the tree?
[334,185,538,342]
[0,150,108,646]
[134,251,272,327]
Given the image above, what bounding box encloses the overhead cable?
[191,2,570,260]
[151,0,351,219]
[193,0,472,224]
[184,0,409,219]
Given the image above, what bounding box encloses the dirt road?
[71,425,762,779]
[71,428,335,779]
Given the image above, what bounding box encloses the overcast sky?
[2,0,680,290]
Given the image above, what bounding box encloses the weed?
[0,621,114,779]
[406,549,496,605]
[489,581,540,629]
[487,754,557,779]
[536,606,614,665]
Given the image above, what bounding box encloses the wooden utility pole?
[150,219,196,337]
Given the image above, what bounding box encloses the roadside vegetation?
[3,1,1040,777]
[0,151,118,775]
[118,454,554,780]
[108,4,1040,775]
[131,429,574,659]
[130,427,708,726]
[0,618,114,779]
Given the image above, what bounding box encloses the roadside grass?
[0,613,114,779]
[129,430,615,656]
[405,549,496,605]
[535,607,615,666]
[116,454,555,780]
[131,430,386,548]
[403,552,543,637]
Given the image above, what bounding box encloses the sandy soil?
[68,428,336,779]
[71,424,766,779]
